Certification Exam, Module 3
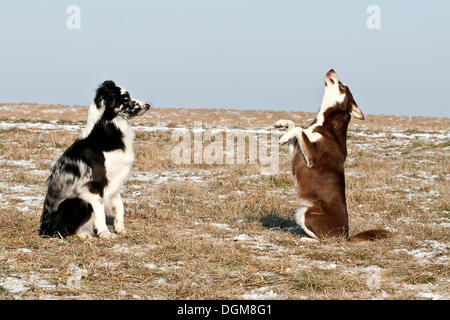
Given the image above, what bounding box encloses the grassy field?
[0,103,448,300]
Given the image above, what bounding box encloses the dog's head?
[94,80,151,120]
[319,69,364,120]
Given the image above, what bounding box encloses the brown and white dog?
[275,69,390,241]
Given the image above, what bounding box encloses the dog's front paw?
[98,231,117,240]
[115,226,127,236]
[274,119,295,129]
[279,133,292,145]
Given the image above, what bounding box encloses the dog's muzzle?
[136,103,151,116]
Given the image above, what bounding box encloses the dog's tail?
[350,229,392,242]
[39,198,92,238]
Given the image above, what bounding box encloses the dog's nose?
[144,103,151,110]
[327,69,336,76]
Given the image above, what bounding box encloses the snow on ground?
[0,159,36,169]
[242,287,280,300]
[0,272,56,297]
[0,121,80,132]
[401,283,449,300]
[2,120,448,143]
[130,170,210,185]
[392,240,449,263]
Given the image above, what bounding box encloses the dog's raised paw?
[274,119,295,129]
[279,133,291,145]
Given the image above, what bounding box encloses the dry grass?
[0,103,448,300]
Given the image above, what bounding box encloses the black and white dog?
[39,81,151,240]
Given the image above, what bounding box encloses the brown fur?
[279,69,391,241]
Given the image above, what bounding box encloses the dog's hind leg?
[296,206,347,239]
[40,198,93,238]
[111,194,126,235]
[76,214,95,241]
[295,206,319,240]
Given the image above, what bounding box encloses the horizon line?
[0,101,448,119]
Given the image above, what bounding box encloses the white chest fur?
[103,118,135,198]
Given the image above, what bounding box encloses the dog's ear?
[350,103,365,120]
[95,80,119,109]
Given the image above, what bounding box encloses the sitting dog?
[275,69,390,241]
[39,80,151,240]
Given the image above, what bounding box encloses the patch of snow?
[17,248,32,254]
[211,223,233,231]
[11,195,43,206]
[0,273,56,296]
[311,260,338,270]
[233,234,252,241]
[0,277,30,294]
[95,261,121,269]
[242,287,279,300]
[402,283,449,300]
[416,292,445,300]
[0,121,80,132]
[17,206,30,213]
[0,159,36,168]
[393,240,448,262]
[130,170,208,185]
[111,243,130,254]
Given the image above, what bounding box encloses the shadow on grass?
[106,215,116,233]
[259,213,308,237]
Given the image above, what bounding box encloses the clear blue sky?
[0,1,449,117]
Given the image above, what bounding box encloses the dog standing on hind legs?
[39,80,151,240]
[275,69,390,242]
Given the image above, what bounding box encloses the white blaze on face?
[317,70,346,125]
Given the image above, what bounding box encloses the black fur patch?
[61,121,125,197]
[39,198,93,238]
